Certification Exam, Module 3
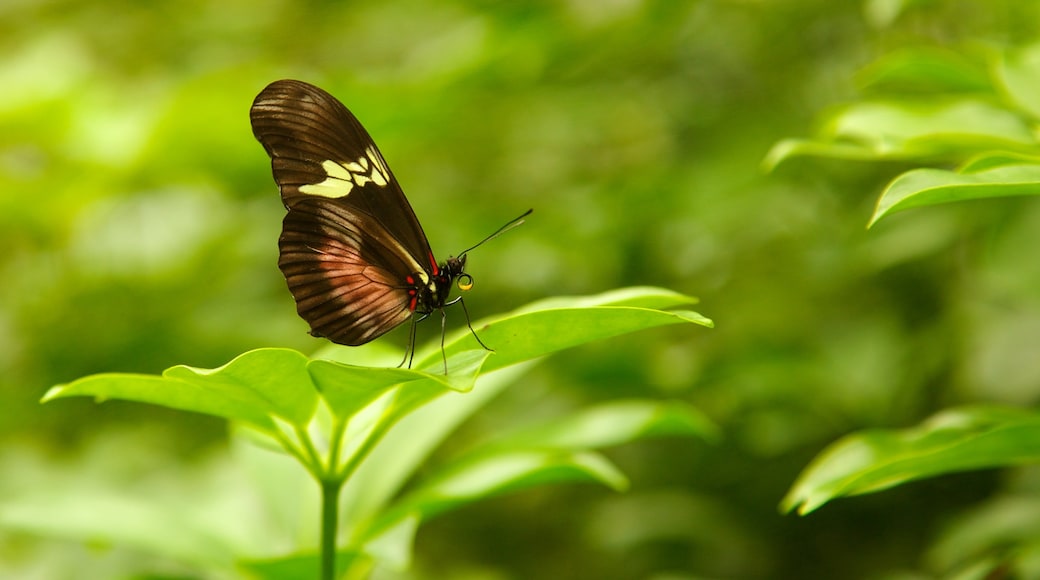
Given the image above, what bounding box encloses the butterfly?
[249,79,530,373]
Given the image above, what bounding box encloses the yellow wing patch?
[299,146,390,198]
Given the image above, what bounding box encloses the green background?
[4,0,1040,578]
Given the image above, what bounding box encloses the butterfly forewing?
[251,79,438,346]
[250,79,433,263]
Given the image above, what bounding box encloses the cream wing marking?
[299,146,390,198]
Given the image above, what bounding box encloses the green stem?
[321,477,344,580]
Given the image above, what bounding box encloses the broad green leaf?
[42,348,319,433]
[164,348,318,426]
[42,373,279,431]
[310,349,489,420]
[868,163,1040,227]
[418,287,711,372]
[782,406,1040,515]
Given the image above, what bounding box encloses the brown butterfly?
[249,80,529,372]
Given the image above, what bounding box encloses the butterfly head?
[443,255,473,292]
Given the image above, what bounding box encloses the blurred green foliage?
[5,0,1040,578]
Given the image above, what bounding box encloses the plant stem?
[321,477,344,580]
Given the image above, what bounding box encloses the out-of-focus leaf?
[927,496,1040,576]
[237,549,364,580]
[366,450,626,540]
[764,99,1035,170]
[997,42,1040,121]
[782,406,1040,515]
[857,48,993,94]
[354,398,717,552]
[337,364,533,536]
[0,490,237,572]
[490,399,719,451]
[959,151,1040,172]
[868,164,1040,226]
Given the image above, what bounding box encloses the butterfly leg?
[398,315,419,369]
[439,308,449,374]
[454,297,493,353]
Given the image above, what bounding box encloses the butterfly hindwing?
[278,197,418,345]
[250,79,434,266]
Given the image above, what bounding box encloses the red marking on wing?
[428,251,439,276]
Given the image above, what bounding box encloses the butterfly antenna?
[458,209,533,256]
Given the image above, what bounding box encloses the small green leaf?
[869,163,1040,226]
[782,406,1040,515]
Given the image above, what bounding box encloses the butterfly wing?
[250,79,435,268]
[279,198,416,345]
[250,79,436,344]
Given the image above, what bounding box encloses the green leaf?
[311,348,490,421]
[165,348,318,426]
[782,406,1040,515]
[42,348,318,433]
[868,163,1040,227]
[421,287,711,373]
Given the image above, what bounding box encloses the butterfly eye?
[457,274,474,292]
